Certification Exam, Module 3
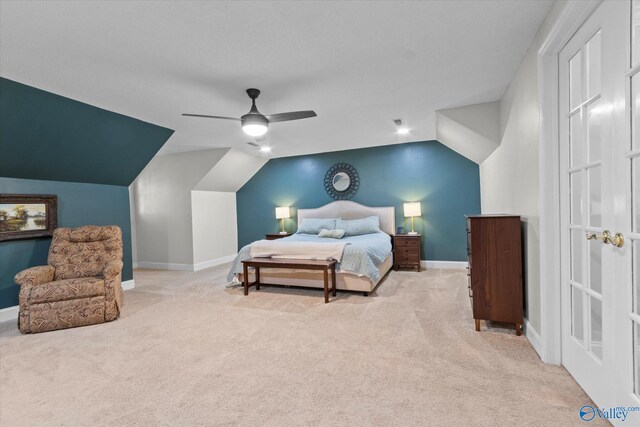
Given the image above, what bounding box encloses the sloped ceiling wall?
[435,101,500,164]
[0,78,174,185]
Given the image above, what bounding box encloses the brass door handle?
[585,230,624,248]
[610,232,624,248]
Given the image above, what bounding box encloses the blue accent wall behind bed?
[236,140,481,262]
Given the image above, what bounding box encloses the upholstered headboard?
[297,201,395,235]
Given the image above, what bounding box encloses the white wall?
[480,1,566,335]
[132,149,228,267]
[436,101,500,163]
[191,191,238,266]
[132,147,266,271]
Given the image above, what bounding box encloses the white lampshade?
[242,123,268,137]
[242,114,269,137]
[403,202,421,218]
[275,206,290,219]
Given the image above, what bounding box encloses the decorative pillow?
[296,218,338,234]
[318,228,346,239]
[336,216,380,236]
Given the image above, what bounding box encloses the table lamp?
[275,207,290,234]
[403,202,421,235]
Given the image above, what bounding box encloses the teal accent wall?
[0,79,173,310]
[0,178,132,309]
[0,78,174,185]
[236,141,481,261]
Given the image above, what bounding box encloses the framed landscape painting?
[0,194,58,241]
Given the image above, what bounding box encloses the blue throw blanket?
[226,231,392,283]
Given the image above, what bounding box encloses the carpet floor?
[0,266,604,426]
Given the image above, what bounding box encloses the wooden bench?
[241,258,337,303]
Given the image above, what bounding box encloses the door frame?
[537,0,602,364]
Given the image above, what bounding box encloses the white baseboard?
[135,261,194,271]
[136,255,236,272]
[524,318,543,359]
[193,255,236,271]
[121,279,135,290]
[422,260,468,269]
[0,279,137,323]
[0,305,19,323]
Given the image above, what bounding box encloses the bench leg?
[331,266,336,297]
[323,267,329,303]
[243,263,249,296]
[255,267,260,291]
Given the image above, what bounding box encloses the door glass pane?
[570,51,583,110]
[634,0,640,67]
[634,158,640,233]
[572,285,584,343]
[633,74,640,151]
[589,238,602,294]
[571,171,585,225]
[590,297,603,360]
[586,30,601,99]
[634,240,639,315]
[589,166,602,227]
[587,101,602,162]
[572,229,585,284]
[571,113,584,167]
[635,321,640,397]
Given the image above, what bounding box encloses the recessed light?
[393,119,410,135]
[260,146,272,153]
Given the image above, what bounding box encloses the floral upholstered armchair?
[14,225,124,334]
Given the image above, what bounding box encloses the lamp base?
[279,231,288,235]
[407,231,418,235]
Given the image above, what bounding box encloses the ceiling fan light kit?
[241,116,268,136]
[183,88,317,138]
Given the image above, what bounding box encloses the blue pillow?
[336,216,380,236]
[296,218,338,234]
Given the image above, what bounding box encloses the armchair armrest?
[102,260,123,279]
[14,265,55,287]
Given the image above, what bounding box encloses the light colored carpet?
[0,266,604,426]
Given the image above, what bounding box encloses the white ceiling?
[0,0,553,159]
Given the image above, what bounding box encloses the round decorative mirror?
[324,163,359,200]
[332,172,350,191]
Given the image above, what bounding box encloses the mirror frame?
[324,163,360,200]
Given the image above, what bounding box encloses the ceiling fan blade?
[267,110,317,123]
[182,113,240,121]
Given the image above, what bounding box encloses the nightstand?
[265,233,292,240]
[392,234,421,271]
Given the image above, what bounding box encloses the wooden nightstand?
[265,233,292,240]
[392,234,421,271]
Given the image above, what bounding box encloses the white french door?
[559,0,639,417]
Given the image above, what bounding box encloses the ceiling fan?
[182,88,317,137]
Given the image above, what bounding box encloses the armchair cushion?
[48,225,123,280]
[29,277,105,304]
[14,265,55,287]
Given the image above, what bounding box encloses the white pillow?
[318,228,346,239]
[296,218,338,234]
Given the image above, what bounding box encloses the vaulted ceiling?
[0,0,553,159]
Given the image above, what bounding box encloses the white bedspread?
[249,239,348,261]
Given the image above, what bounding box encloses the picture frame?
[0,194,58,241]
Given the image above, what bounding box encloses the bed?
[227,201,395,294]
